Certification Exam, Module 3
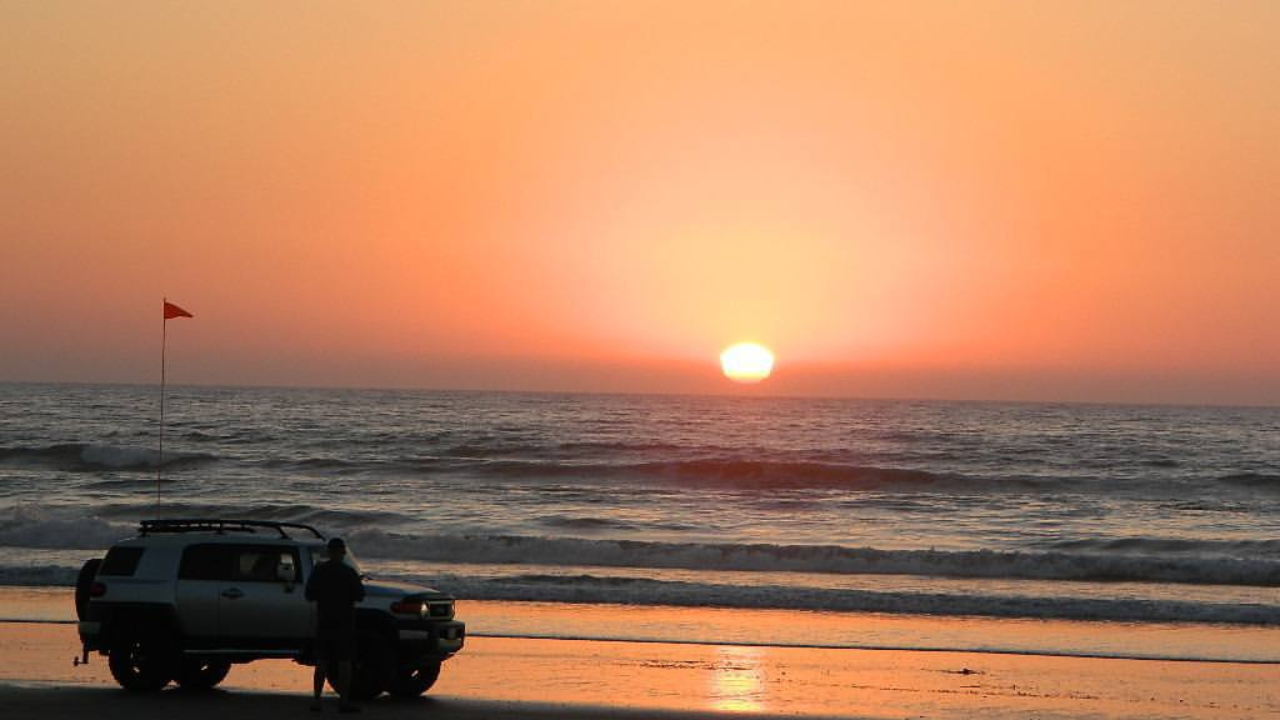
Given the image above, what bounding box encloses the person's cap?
[327,537,347,552]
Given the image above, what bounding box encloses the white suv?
[75,519,465,699]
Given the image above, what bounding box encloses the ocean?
[2,383,1277,660]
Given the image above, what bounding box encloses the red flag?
[164,301,193,320]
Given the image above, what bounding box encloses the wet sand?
[2,614,1277,720]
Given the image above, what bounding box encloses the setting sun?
[720,343,774,384]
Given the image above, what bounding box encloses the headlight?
[390,599,427,618]
[390,597,454,620]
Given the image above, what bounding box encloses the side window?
[100,547,145,576]
[179,545,231,581]
[232,547,301,583]
[279,550,300,582]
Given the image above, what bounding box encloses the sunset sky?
[3,1,1277,404]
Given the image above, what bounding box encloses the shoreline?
[7,585,1277,665]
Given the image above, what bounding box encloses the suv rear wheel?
[108,634,176,692]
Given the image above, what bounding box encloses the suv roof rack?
[139,518,325,540]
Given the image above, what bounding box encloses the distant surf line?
[419,631,1280,665]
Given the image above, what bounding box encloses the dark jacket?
[305,559,365,634]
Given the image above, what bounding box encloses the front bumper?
[397,620,465,660]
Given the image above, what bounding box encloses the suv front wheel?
[389,659,441,697]
[108,634,176,692]
[346,630,395,701]
[175,659,231,690]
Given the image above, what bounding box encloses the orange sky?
[2,1,1277,404]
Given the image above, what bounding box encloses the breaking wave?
[7,440,1273,499]
[343,531,1280,588]
[598,460,950,489]
[1217,472,1280,491]
[0,507,132,549]
[5,562,1276,625]
[424,572,1280,625]
[5,502,1274,588]
[0,443,215,471]
[2,504,1274,588]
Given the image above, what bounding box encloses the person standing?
[306,537,365,712]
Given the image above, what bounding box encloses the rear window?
[99,547,145,576]
[179,544,230,580]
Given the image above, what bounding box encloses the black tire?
[388,660,441,698]
[74,558,102,620]
[344,631,395,701]
[175,659,231,690]
[108,634,176,692]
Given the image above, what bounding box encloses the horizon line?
[3,378,1276,411]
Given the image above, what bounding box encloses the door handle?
[222,588,244,600]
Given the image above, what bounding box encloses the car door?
[175,543,228,646]
[216,544,311,649]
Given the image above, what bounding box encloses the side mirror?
[277,559,296,584]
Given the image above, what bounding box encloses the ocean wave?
[423,572,1279,625]
[263,457,363,472]
[0,505,402,549]
[1041,537,1280,555]
[554,441,691,455]
[0,564,78,587]
[5,504,1275,588]
[0,506,132,549]
[255,452,970,492]
[329,454,1280,497]
[2,561,1274,626]
[539,515,640,531]
[0,443,215,471]
[1217,472,1280,491]
[133,503,413,528]
[343,532,1280,587]
[615,460,949,489]
[421,457,959,490]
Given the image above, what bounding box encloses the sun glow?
[720,343,775,384]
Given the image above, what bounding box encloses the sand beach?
[2,589,1275,720]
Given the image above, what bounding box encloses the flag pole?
[156,299,192,514]
[158,298,167,511]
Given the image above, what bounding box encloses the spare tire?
[75,558,102,620]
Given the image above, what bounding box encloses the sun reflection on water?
[710,646,766,712]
